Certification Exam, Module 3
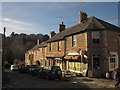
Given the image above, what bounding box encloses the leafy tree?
[4,32,49,65]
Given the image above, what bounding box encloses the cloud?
[1,18,34,36]
[2,18,32,26]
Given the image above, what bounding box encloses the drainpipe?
[64,38,66,70]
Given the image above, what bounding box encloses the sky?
[1,2,119,36]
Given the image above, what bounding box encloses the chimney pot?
[79,11,87,23]
[58,22,65,33]
[49,31,56,38]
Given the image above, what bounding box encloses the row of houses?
[25,11,120,78]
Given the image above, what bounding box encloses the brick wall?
[66,32,87,51]
[47,40,65,56]
[87,30,120,77]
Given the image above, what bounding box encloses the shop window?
[76,62,80,71]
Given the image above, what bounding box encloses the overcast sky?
[1,2,119,36]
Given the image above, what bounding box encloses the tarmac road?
[3,69,91,89]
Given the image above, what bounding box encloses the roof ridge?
[47,16,120,43]
[85,16,105,30]
[84,16,94,29]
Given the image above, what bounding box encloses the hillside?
[3,32,49,64]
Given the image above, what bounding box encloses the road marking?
[69,81,78,84]
[3,84,14,88]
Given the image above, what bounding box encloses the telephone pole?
[2,27,6,68]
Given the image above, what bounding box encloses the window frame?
[49,43,52,51]
[109,52,118,71]
[72,35,77,47]
[92,31,100,44]
[58,41,61,51]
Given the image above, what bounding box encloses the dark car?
[38,67,46,78]
[29,65,41,76]
[24,65,31,74]
[18,65,26,73]
[39,66,62,80]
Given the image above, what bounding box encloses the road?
[3,70,91,89]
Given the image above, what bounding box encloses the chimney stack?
[49,31,56,38]
[58,22,65,33]
[79,11,87,23]
[37,39,39,45]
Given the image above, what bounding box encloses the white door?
[109,52,118,71]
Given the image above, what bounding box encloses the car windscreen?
[31,65,38,68]
[51,66,61,71]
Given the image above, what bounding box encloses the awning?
[66,50,80,55]
[54,55,64,58]
[64,55,88,63]
[55,58,63,60]
[46,54,64,58]
[46,55,55,58]
[64,55,80,60]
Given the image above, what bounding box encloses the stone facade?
[25,11,120,78]
[87,30,120,77]
[46,40,65,70]
[25,50,34,65]
[25,42,47,67]
[65,32,88,75]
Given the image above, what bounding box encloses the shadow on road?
[2,69,92,89]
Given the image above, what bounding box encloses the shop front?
[46,54,65,70]
[64,51,88,76]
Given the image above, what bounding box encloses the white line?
[3,84,14,88]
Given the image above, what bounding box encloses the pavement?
[62,72,116,88]
[3,69,118,88]
[71,76,116,88]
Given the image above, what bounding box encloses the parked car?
[38,67,46,78]
[18,65,26,73]
[39,66,62,80]
[30,65,41,76]
[24,65,31,74]
[10,64,18,71]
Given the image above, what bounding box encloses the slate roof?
[38,42,47,48]
[29,45,39,51]
[47,16,120,43]
[28,42,47,52]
